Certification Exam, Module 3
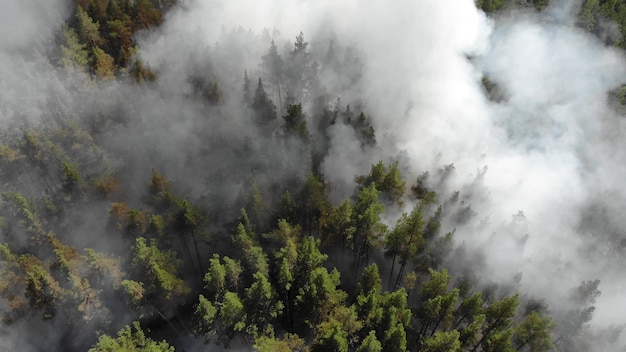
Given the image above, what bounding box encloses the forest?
[1,0,626,351]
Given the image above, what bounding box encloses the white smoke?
[140,0,626,346]
[3,0,626,349]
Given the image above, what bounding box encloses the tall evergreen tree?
[352,184,385,274]
[252,78,278,134]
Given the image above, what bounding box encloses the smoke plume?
[3,0,626,350]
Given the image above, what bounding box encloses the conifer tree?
[59,27,89,71]
[89,321,174,352]
[352,184,385,274]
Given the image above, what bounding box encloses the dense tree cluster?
[60,0,173,80]
[0,112,559,351]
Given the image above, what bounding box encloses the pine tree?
[262,40,285,115]
[59,27,89,71]
[89,321,174,352]
[193,294,218,342]
[422,330,462,352]
[358,330,383,352]
[252,78,278,134]
[243,70,252,103]
[352,184,385,274]
[92,47,116,79]
[244,272,283,337]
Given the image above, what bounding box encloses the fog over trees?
[1,0,626,351]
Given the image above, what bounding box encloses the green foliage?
[513,311,555,351]
[252,78,278,130]
[485,294,519,331]
[232,218,270,278]
[92,46,116,79]
[204,254,226,300]
[222,256,243,292]
[0,13,577,351]
[328,304,362,337]
[276,236,298,291]
[0,244,27,316]
[384,162,406,203]
[244,272,284,336]
[459,313,486,348]
[76,6,104,47]
[268,219,302,244]
[285,32,318,102]
[220,291,246,333]
[476,0,507,13]
[473,294,520,351]
[134,0,164,29]
[422,330,462,352]
[342,105,376,146]
[301,172,330,234]
[352,184,386,272]
[262,40,284,86]
[381,289,412,327]
[283,103,309,140]
[383,321,407,352]
[189,77,223,104]
[483,328,515,352]
[24,262,61,319]
[421,268,452,299]
[246,246,270,277]
[3,192,44,237]
[247,179,269,233]
[61,160,84,191]
[129,58,157,82]
[296,266,346,327]
[148,168,176,211]
[172,199,200,233]
[423,288,460,336]
[88,321,174,352]
[278,191,297,224]
[310,320,349,352]
[357,330,382,352]
[127,209,148,236]
[411,172,438,204]
[253,333,305,352]
[131,237,190,300]
[59,26,89,70]
[193,294,218,342]
[454,292,484,329]
[148,215,165,236]
[355,161,406,203]
[386,202,427,287]
[356,287,383,330]
[321,200,355,250]
[85,248,124,289]
[121,280,145,307]
[359,263,382,295]
[294,236,328,289]
[48,234,106,321]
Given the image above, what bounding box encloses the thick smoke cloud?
[137,0,626,347]
[0,0,73,125]
[3,0,626,350]
[475,9,626,334]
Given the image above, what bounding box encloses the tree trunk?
[191,230,203,275]
[388,254,397,290]
[395,263,406,288]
